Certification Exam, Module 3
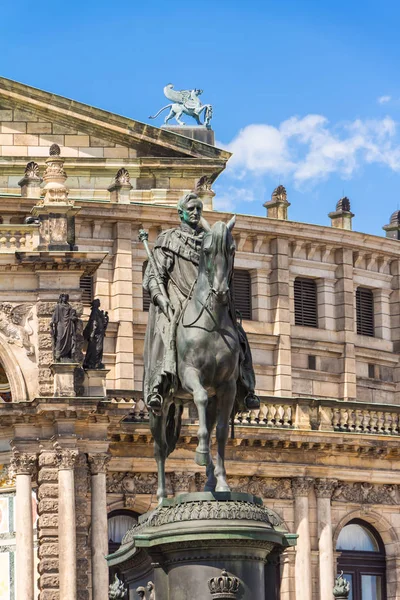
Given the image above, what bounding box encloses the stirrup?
[147,393,163,415]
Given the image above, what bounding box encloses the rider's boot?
[146,392,163,416]
[244,391,260,410]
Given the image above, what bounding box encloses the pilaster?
[270,237,292,395]
[335,248,356,400]
[89,454,111,600]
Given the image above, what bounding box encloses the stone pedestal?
[161,125,215,145]
[51,363,79,397]
[84,369,109,397]
[107,492,296,600]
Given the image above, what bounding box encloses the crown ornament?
[207,569,240,599]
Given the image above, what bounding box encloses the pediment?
[0,77,230,161]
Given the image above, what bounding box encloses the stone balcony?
[110,392,400,458]
[0,224,39,252]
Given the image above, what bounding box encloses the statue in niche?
[83,299,109,369]
[50,293,78,362]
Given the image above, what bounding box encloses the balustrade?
[0,225,39,251]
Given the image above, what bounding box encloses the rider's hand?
[156,296,172,321]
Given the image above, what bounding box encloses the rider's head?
[177,193,203,229]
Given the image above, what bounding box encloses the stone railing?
[235,396,400,435]
[108,390,400,436]
[0,225,39,251]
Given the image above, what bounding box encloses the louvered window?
[232,269,252,320]
[80,275,93,306]
[294,278,318,327]
[356,287,374,337]
[142,262,151,312]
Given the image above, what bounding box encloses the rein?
[180,279,214,328]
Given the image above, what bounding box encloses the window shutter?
[294,278,318,327]
[142,262,151,312]
[232,269,252,320]
[356,287,374,336]
[80,275,93,306]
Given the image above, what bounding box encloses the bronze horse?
[150,216,239,500]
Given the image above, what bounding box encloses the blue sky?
[1,0,400,235]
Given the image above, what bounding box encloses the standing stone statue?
[50,293,78,362]
[142,192,259,415]
[109,573,127,599]
[83,299,109,369]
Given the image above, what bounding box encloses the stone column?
[56,447,78,600]
[292,477,314,600]
[335,248,356,400]
[11,451,37,600]
[89,454,111,600]
[315,478,337,600]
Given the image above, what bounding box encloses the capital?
[291,476,314,497]
[55,446,79,470]
[88,453,111,475]
[315,478,338,498]
[10,451,37,477]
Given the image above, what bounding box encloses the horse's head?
[200,216,236,304]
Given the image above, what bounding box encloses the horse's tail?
[166,402,183,457]
[148,104,172,119]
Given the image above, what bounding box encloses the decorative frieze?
[333,481,399,505]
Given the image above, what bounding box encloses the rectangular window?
[294,278,318,327]
[356,287,374,337]
[308,355,316,370]
[80,275,93,306]
[368,363,376,379]
[232,269,252,320]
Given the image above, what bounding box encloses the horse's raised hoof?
[195,450,210,467]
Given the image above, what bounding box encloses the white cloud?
[219,114,400,187]
[378,95,391,104]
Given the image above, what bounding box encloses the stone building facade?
[0,76,399,600]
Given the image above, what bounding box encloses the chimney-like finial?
[329,196,354,230]
[383,209,400,239]
[263,184,290,220]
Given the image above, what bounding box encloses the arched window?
[336,519,386,600]
[107,509,138,554]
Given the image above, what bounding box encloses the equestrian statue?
[149,84,213,128]
[141,192,260,501]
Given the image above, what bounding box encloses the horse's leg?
[181,369,210,466]
[214,379,236,492]
[204,397,217,492]
[150,409,168,502]
[194,110,202,125]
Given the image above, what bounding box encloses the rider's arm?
[143,246,173,306]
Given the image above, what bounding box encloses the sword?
[139,229,173,320]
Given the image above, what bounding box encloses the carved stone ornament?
[0,302,35,356]
[315,478,338,498]
[107,472,158,495]
[49,143,61,156]
[121,498,277,546]
[115,168,131,185]
[208,569,240,599]
[333,571,350,599]
[55,446,79,470]
[24,161,41,179]
[109,573,127,599]
[88,454,110,475]
[10,451,37,477]
[291,477,314,497]
[271,184,288,203]
[195,175,214,194]
[332,481,399,505]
